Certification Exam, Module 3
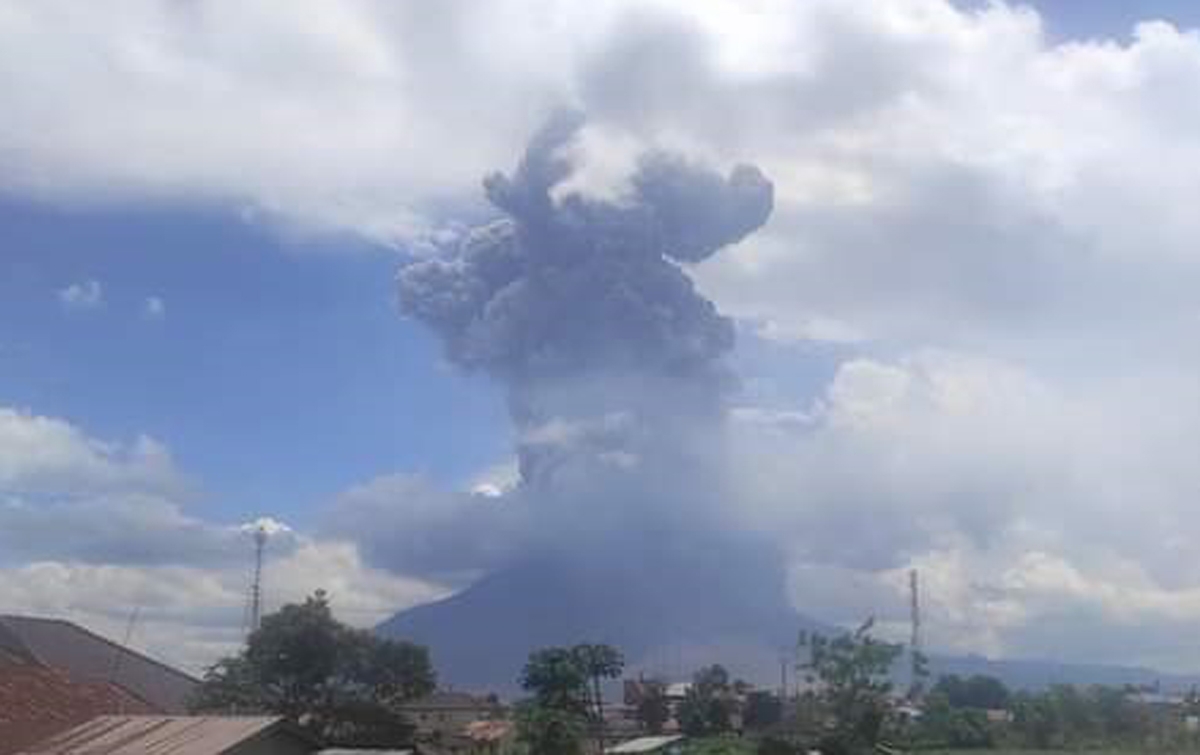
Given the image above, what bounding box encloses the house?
[984,708,1013,724]
[0,615,199,712]
[0,665,155,755]
[1,615,199,754]
[461,719,515,754]
[664,683,691,702]
[16,715,320,755]
[397,691,502,739]
[609,735,686,754]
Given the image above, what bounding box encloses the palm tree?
[571,644,625,753]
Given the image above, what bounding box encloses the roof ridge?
[0,614,201,684]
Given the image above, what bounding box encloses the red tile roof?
[0,664,156,755]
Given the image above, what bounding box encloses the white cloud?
[57,279,103,310]
[0,407,183,497]
[0,538,444,674]
[729,351,1200,668]
[0,405,443,672]
[468,458,520,498]
[143,295,166,319]
[5,2,1200,348]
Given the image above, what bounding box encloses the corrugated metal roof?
[0,616,198,713]
[17,716,300,755]
[0,668,155,755]
[610,735,685,754]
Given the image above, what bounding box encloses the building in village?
[623,677,753,735]
[398,691,503,738]
[397,691,510,754]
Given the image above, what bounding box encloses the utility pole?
[108,606,140,715]
[780,654,788,701]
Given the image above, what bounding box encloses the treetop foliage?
[191,590,435,747]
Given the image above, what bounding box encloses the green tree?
[191,591,435,747]
[515,701,586,755]
[1010,690,1062,749]
[917,691,994,749]
[679,665,735,736]
[931,674,1011,710]
[799,619,903,754]
[518,643,622,755]
[521,646,590,714]
[572,643,625,747]
[1092,685,1151,744]
[744,690,783,730]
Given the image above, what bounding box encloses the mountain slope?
[379,559,1200,695]
[377,555,830,693]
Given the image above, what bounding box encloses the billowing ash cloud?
[397,111,772,439]
[354,113,776,587]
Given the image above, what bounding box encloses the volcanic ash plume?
[397,111,773,450]
[383,115,791,689]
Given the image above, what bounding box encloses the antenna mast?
[248,525,268,636]
[909,569,921,691]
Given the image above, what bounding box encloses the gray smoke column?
[397,111,773,449]
[381,114,801,690]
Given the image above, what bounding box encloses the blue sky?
[0,199,509,526]
[5,0,1200,675]
[1032,0,1200,40]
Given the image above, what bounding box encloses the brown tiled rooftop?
[0,615,199,713]
[0,664,155,755]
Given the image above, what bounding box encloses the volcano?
[377,552,831,694]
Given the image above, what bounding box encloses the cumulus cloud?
[0,405,442,671]
[0,407,183,498]
[57,279,103,310]
[731,351,1200,668]
[0,406,300,568]
[0,538,444,673]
